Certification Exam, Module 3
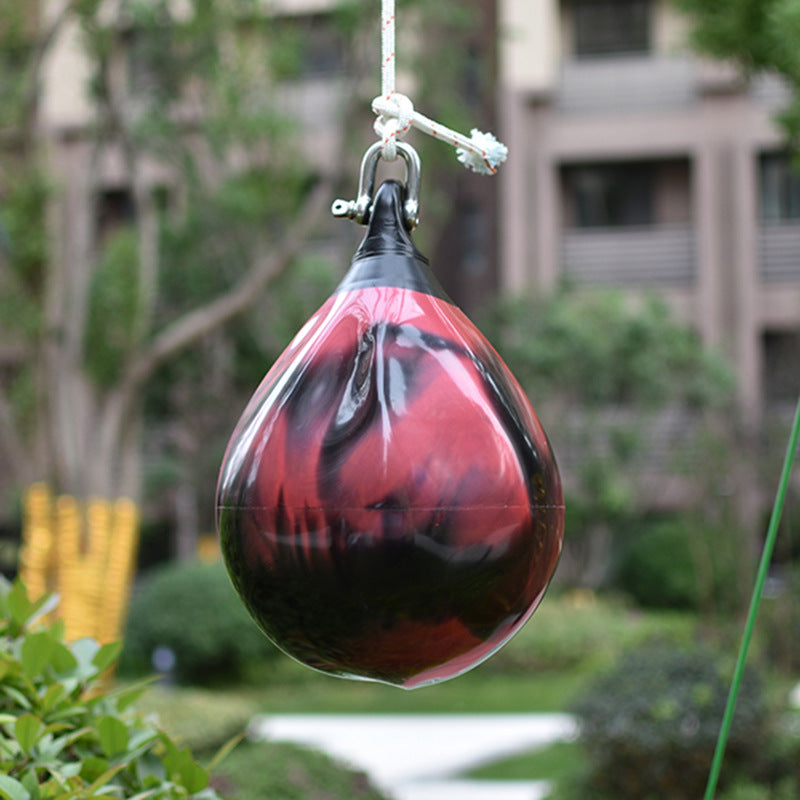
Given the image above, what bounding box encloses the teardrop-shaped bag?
[216,179,564,688]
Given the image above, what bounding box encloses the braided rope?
[373,0,508,175]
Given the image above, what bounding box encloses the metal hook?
[332,141,421,230]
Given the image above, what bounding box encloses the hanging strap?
[372,0,508,175]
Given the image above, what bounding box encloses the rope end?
[456,129,508,175]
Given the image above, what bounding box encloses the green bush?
[615,518,751,613]
[616,521,700,609]
[0,578,224,800]
[122,559,278,685]
[718,778,800,800]
[759,566,800,674]
[566,642,769,800]
[136,686,255,755]
[212,740,391,800]
[487,592,694,673]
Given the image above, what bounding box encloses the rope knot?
[372,92,415,161]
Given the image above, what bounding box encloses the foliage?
[718,778,800,800]
[482,289,732,410]
[562,642,774,800]
[211,740,391,800]
[613,517,749,612]
[487,592,695,673]
[131,686,254,755]
[758,565,800,674]
[674,0,800,152]
[615,520,701,608]
[480,288,735,586]
[121,560,278,685]
[0,577,224,800]
[0,0,349,514]
[85,229,141,387]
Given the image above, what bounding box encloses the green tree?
[0,0,349,510]
[674,0,800,151]
[0,0,494,558]
[480,288,735,587]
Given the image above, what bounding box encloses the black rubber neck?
[336,180,451,301]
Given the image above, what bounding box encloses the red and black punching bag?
[216,178,564,688]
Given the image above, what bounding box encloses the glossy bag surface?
[216,181,564,687]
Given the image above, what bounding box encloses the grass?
[135,593,698,741]
[462,741,584,782]
[132,593,701,791]
[137,657,592,749]
[212,740,389,800]
[232,656,592,713]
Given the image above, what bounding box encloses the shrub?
[0,578,223,800]
[568,642,768,800]
[615,518,751,613]
[136,687,255,755]
[616,521,700,609]
[487,592,694,673]
[122,559,278,685]
[212,740,391,800]
[759,566,800,674]
[718,778,800,800]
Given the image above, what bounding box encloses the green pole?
[703,395,800,800]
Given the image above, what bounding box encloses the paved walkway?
[248,713,577,800]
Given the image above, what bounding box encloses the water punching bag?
[216,144,564,688]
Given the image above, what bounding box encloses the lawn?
[134,593,698,785]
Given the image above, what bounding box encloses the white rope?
[372,0,508,175]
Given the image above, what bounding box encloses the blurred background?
[0,0,799,798]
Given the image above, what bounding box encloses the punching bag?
[216,178,564,688]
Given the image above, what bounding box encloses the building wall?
[497,0,800,427]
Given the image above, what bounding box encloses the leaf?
[96,716,129,758]
[70,639,101,678]
[177,759,209,794]
[39,684,65,714]
[0,775,31,800]
[26,595,60,628]
[85,765,124,795]
[205,732,244,772]
[1,685,32,711]
[80,756,111,783]
[91,642,122,674]
[108,676,158,713]
[14,714,42,754]
[7,583,33,628]
[21,632,56,677]
[163,744,209,794]
[49,642,78,675]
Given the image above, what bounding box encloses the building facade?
[498,0,800,427]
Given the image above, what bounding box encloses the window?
[760,153,800,221]
[269,15,346,80]
[95,188,135,247]
[763,331,800,406]
[126,25,181,99]
[573,0,651,58]
[563,162,654,227]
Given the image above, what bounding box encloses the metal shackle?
[332,141,421,230]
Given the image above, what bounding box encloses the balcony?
[562,224,695,286]
[557,56,696,113]
[759,221,800,283]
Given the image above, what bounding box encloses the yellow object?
[18,483,140,645]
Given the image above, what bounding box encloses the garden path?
[248,712,577,800]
